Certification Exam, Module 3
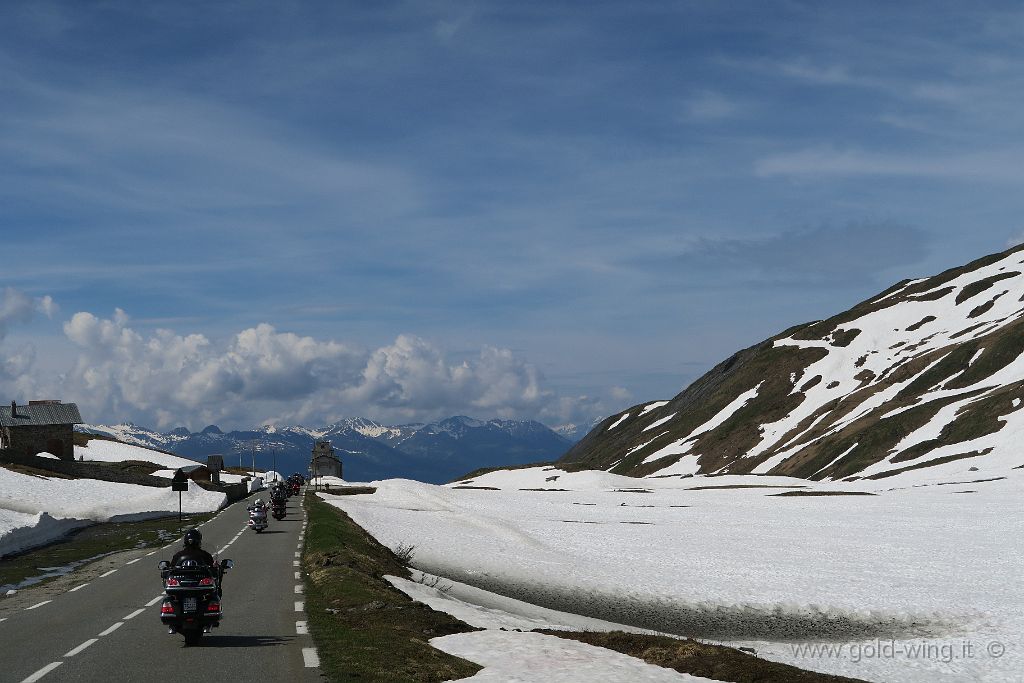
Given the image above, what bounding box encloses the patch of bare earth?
[537,630,867,683]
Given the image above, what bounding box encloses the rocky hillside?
[561,244,1024,481]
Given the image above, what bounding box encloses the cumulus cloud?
[1,287,36,339]
[0,288,56,388]
[50,310,602,430]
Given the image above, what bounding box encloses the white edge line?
[98,621,124,637]
[123,608,145,620]
[69,583,89,593]
[125,558,140,565]
[294,585,303,593]
[302,647,320,668]
[25,600,52,610]
[296,620,308,635]
[20,661,62,682]
[294,601,304,611]
[63,638,98,657]
[99,569,117,578]
[146,595,165,607]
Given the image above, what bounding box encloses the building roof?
[0,402,83,428]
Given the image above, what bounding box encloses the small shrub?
[393,542,416,564]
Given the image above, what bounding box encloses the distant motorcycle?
[271,500,286,520]
[158,558,232,646]
[247,506,269,533]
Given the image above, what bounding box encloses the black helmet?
[183,528,202,547]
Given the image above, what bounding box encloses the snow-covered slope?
[562,245,1024,481]
[321,471,1023,682]
[0,440,229,558]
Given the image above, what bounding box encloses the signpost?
[171,468,188,533]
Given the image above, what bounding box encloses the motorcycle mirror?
[220,559,234,570]
[157,560,170,570]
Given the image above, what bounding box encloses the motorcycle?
[157,558,233,646]
[248,506,269,533]
[271,500,286,520]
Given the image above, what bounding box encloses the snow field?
[321,471,1023,682]
[0,440,229,557]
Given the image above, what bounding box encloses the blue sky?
[3,1,1024,431]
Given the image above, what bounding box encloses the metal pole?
[178,490,182,533]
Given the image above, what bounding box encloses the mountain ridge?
[78,415,574,484]
[560,244,1024,483]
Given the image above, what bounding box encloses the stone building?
[0,400,83,461]
[207,455,225,484]
[310,440,342,479]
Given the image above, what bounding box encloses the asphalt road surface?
[0,491,323,683]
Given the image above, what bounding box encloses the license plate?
[183,596,198,613]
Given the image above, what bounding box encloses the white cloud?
[0,288,56,389]
[44,310,605,429]
[0,287,36,339]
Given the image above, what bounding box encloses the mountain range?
[561,244,1024,482]
[78,416,574,484]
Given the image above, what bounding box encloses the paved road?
[0,491,322,683]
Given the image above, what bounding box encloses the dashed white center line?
[68,583,89,593]
[145,550,157,556]
[146,595,165,607]
[302,647,320,668]
[98,622,123,637]
[294,601,304,612]
[294,571,301,580]
[20,661,62,682]
[294,585,303,594]
[25,600,52,610]
[63,638,98,657]
[123,608,145,621]
[296,620,308,635]
[292,560,300,567]
[99,569,117,578]
[217,546,230,554]
[0,617,7,623]
[294,552,301,558]
[125,558,140,565]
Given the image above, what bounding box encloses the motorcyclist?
[168,527,223,595]
[170,528,215,568]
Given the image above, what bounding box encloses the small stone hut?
[310,440,342,479]
[0,400,83,461]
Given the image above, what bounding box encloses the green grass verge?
[302,493,482,682]
[0,511,215,589]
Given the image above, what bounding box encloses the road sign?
[171,468,189,492]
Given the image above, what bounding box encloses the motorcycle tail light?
[199,577,214,586]
[160,602,175,615]
[166,577,180,586]
[206,602,221,613]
